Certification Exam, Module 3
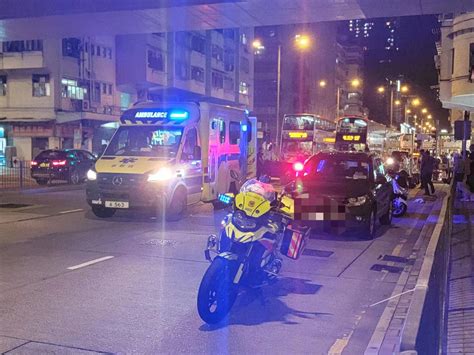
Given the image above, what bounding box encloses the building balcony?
[0,51,44,70]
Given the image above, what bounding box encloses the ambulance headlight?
[148,167,173,182]
[87,169,97,181]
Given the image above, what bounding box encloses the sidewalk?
[447,199,474,353]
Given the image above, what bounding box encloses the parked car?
[31,149,96,185]
[292,151,393,239]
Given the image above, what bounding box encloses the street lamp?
[351,78,361,88]
[412,98,421,107]
[253,34,312,151]
[427,114,432,119]
[422,108,428,114]
[394,99,401,106]
[401,85,409,93]
[377,86,385,94]
[319,80,327,88]
[294,34,311,50]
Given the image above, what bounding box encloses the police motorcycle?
[197,178,309,324]
[385,158,408,217]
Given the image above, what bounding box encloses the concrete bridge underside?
[0,0,473,40]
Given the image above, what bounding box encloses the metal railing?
[0,161,39,190]
[400,181,455,354]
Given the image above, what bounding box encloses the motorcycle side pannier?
[280,227,306,260]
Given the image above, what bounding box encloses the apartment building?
[0,28,254,162]
[115,28,254,107]
[437,12,474,123]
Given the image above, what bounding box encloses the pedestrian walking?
[421,150,435,196]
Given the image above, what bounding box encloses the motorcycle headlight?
[386,157,395,165]
[232,211,257,230]
[148,167,173,182]
[347,196,367,207]
[86,169,97,181]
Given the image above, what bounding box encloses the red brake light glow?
[30,161,38,166]
[52,160,67,166]
[293,162,304,172]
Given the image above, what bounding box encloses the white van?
[86,102,256,220]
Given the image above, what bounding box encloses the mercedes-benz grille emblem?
[112,176,123,186]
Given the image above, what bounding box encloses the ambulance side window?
[182,128,198,161]
[229,121,240,145]
[219,121,226,144]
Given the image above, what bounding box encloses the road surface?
[0,187,439,354]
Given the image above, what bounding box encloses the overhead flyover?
[0,0,473,40]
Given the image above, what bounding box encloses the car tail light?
[30,161,38,166]
[293,162,304,172]
[52,160,67,166]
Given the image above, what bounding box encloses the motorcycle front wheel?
[197,257,239,324]
[392,199,407,217]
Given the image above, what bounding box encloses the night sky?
[361,15,448,128]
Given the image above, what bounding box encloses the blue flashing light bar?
[218,194,233,205]
[169,110,189,120]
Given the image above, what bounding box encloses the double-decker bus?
[273,113,335,182]
[280,114,336,161]
[335,116,388,153]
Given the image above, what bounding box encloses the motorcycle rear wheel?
[197,257,239,324]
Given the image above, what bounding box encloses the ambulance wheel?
[92,206,116,218]
[166,188,187,221]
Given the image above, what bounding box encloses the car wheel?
[165,188,187,221]
[92,205,116,218]
[380,201,393,225]
[35,178,48,186]
[363,208,377,240]
[69,170,80,185]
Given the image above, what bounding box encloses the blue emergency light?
[218,194,233,205]
[169,110,189,120]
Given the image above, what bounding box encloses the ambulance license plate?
[105,201,129,209]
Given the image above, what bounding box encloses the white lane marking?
[67,256,114,270]
[59,209,84,214]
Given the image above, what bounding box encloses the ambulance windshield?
[104,126,183,158]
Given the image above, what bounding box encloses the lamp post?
[253,34,311,152]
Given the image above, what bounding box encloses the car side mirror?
[375,175,387,184]
[193,146,201,160]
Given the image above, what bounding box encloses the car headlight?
[347,196,367,206]
[386,157,395,165]
[147,167,173,182]
[86,169,97,181]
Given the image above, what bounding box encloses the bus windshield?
[337,117,368,134]
[104,126,183,158]
[281,141,313,160]
[283,115,315,130]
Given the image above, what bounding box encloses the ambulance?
[86,102,256,220]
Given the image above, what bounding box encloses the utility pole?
[389,88,394,128]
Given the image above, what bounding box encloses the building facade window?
[212,71,224,89]
[0,76,6,96]
[2,40,43,53]
[176,32,191,47]
[223,77,234,91]
[32,74,50,97]
[240,57,250,73]
[62,38,81,59]
[191,35,206,54]
[108,48,112,59]
[239,81,249,95]
[469,43,474,80]
[451,48,455,75]
[191,66,205,82]
[175,60,189,80]
[224,49,235,72]
[108,84,113,95]
[147,48,164,71]
[212,45,224,61]
[102,83,107,94]
[223,29,235,40]
[61,78,87,100]
[92,82,101,102]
